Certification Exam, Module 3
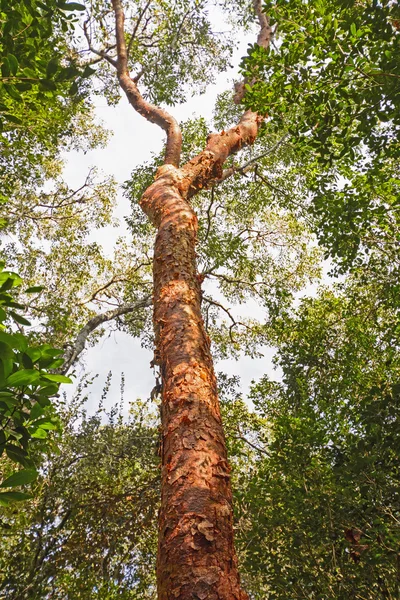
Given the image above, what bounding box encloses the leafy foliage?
[82,0,234,106]
[0,380,159,598]
[242,0,400,271]
[0,262,70,505]
[232,275,400,599]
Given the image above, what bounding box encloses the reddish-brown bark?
[107,1,271,597]
[141,174,249,599]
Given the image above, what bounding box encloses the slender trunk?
[141,172,249,599]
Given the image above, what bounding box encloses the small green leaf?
[3,113,23,125]
[31,428,47,439]
[0,468,38,488]
[31,418,58,430]
[0,491,32,506]
[59,2,86,10]
[46,58,58,78]
[39,79,57,91]
[0,277,15,291]
[22,353,34,369]
[42,373,71,384]
[5,445,32,467]
[7,54,18,76]
[3,85,23,102]
[9,311,31,326]
[29,402,44,420]
[69,81,78,96]
[82,64,96,78]
[24,286,45,294]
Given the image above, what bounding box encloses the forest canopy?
[0,0,399,599]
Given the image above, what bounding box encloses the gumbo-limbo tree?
[63,0,399,598]
[1,0,399,598]
[80,0,273,598]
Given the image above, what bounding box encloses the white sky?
[62,29,282,412]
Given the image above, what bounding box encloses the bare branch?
[62,296,152,373]
[83,20,118,68]
[217,133,290,183]
[236,424,270,456]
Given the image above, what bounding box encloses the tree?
[0,263,72,506]
[77,1,277,597]
[2,0,400,598]
[236,272,400,599]
[54,0,400,596]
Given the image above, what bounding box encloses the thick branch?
[162,0,273,200]
[62,297,151,373]
[233,0,272,104]
[111,0,182,166]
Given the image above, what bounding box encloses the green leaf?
[9,311,31,326]
[1,58,10,77]
[39,79,57,91]
[22,353,34,369]
[5,445,32,467]
[82,64,96,78]
[37,384,59,398]
[7,369,40,386]
[0,342,14,360]
[0,491,32,506]
[60,2,86,11]
[46,58,58,78]
[41,373,71,384]
[0,468,38,488]
[3,113,23,124]
[3,84,23,102]
[31,418,58,430]
[69,81,78,95]
[29,402,44,420]
[0,277,15,291]
[31,428,47,439]
[24,286,45,294]
[7,54,18,76]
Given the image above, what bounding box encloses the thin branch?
[202,295,252,344]
[217,133,290,184]
[236,424,270,456]
[83,20,118,68]
[127,0,151,58]
[62,296,151,373]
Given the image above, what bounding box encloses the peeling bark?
[141,173,249,600]
[106,0,273,597]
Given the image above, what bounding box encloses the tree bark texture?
[141,170,250,600]
[107,1,271,597]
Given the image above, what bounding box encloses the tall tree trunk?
[141,176,248,599]
[107,1,272,597]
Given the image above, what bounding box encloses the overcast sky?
[62,27,282,413]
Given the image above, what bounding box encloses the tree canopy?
[0,0,399,598]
